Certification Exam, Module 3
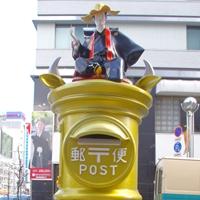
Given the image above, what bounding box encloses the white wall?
[110,22,186,50]
[52,132,60,163]
[124,23,186,50]
[156,133,200,163]
[37,23,55,49]
[37,1,200,17]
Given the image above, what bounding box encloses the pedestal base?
[54,188,142,200]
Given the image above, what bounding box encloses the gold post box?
[44,79,157,200]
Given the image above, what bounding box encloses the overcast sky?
[0,0,37,121]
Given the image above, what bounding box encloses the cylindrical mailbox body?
[48,80,153,200]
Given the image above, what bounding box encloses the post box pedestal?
[47,80,154,200]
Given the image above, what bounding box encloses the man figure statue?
[71,3,144,82]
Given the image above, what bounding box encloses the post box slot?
[78,134,121,145]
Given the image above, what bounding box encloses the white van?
[154,157,200,200]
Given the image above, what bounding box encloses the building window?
[155,96,200,133]
[155,97,181,133]
[55,25,85,49]
[0,131,13,158]
[187,26,200,50]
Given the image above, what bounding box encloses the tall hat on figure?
[81,3,120,23]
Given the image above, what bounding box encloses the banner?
[30,111,54,180]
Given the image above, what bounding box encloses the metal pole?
[181,97,199,157]
[186,111,194,157]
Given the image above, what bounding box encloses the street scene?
[0,1,200,200]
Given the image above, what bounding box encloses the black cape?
[112,30,144,71]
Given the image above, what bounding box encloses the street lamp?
[181,97,199,157]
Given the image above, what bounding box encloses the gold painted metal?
[45,79,160,200]
[135,75,161,92]
[40,73,65,89]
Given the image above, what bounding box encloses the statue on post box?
[71,3,144,82]
[39,3,161,91]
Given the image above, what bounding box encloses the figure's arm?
[71,29,90,59]
[73,43,90,59]
[71,29,80,59]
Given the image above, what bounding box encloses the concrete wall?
[37,0,200,17]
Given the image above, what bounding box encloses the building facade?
[0,112,29,197]
[32,1,200,200]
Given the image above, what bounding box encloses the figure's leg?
[104,57,124,81]
[75,57,89,74]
